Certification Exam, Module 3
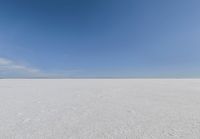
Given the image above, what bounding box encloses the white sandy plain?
[0,79,200,139]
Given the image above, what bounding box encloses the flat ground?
[0,79,200,139]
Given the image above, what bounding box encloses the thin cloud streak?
[0,57,81,78]
[0,57,41,77]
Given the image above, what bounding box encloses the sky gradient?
[1,0,200,78]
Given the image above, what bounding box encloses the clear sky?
[0,0,200,78]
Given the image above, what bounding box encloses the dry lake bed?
[0,79,200,139]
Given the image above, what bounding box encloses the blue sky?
[0,0,200,78]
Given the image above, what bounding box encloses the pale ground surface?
[0,79,200,139]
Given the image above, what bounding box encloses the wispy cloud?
[0,57,41,78]
[0,57,82,78]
